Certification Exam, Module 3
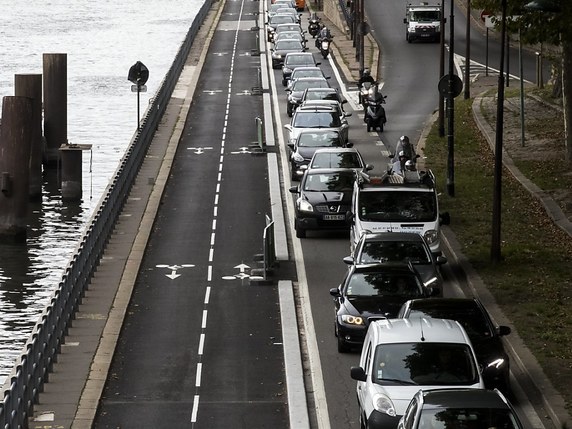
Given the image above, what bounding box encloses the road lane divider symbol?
[156,264,195,279]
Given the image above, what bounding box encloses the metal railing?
[0,1,213,427]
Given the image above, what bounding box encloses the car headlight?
[297,198,313,213]
[292,152,304,162]
[372,393,396,417]
[424,229,438,245]
[283,67,292,74]
[424,276,439,288]
[341,315,364,326]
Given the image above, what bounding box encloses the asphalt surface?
[26,0,571,428]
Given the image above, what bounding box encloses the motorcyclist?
[391,151,408,175]
[395,135,417,161]
[358,69,376,89]
[316,25,332,48]
[308,12,321,37]
[358,69,376,105]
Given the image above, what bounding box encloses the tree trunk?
[562,39,572,162]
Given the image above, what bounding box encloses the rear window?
[292,111,341,128]
[310,152,361,169]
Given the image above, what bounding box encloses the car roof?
[304,167,356,176]
[313,147,360,154]
[360,232,426,243]
[420,388,512,409]
[368,317,472,345]
[405,297,481,311]
[296,105,337,112]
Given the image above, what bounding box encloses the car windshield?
[411,11,440,21]
[292,80,329,91]
[302,172,355,192]
[358,240,431,264]
[292,111,341,128]
[275,40,303,50]
[358,190,437,222]
[305,90,338,101]
[345,272,422,298]
[408,306,494,342]
[310,152,362,169]
[276,24,301,34]
[285,54,314,67]
[373,342,480,385]
[277,32,303,42]
[292,70,323,80]
[270,15,296,25]
[298,132,342,148]
[419,407,521,429]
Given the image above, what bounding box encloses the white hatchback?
[350,318,485,429]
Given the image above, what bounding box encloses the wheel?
[359,409,367,429]
[378,122,384,132]
[336,327,350,353]
[321,50,328,59]
[366,121,371,132]
[295,220,306,238]
[287,104,293,117]
[282,78,287,86]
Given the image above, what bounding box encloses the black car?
[281,52,320,86]
[344,231,447,292]
[271,39,305,69]
[398,388,524,429]
[289,168,355,238]
[288,130,349,181]
[330,262,440,352]
[397,297,512,392]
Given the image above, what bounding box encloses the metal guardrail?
[0,1,213,426]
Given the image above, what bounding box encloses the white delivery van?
[349,171,450,255]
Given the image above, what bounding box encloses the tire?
[287,104,293,117]
[295,220,306,238]
[378,122,384,132]
[337,334,350,353]
[282,78,287,87]
[321,50,328,59]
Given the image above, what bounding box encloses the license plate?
[323,214,345,220]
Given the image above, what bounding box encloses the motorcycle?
[308,18,321,38]
[319,36,332,59]
[363,85,387,132]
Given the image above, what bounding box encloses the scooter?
[363,86,387,132]
[319,36,332,59]
[308,18,320,38]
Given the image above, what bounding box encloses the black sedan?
[397,297,512,392]
[344,231,447,292]
[288,130,349,181]
[330,262,440,353]
[289,168,355,238]
[271,39,306,69]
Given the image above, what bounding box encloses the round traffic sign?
[438,75,463,97]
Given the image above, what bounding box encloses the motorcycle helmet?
[363,69,370,77]
[400,135,410,144]
[405,160,415,171]
[398,151,406,159]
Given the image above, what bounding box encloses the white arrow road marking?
[156,264,195,280]
[187,146,213,154]
[230,147,251,154]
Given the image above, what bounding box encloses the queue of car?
[264,5,521,429]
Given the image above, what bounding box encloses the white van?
[349,171,449,255]
[350,318,485,429]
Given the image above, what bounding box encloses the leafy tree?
[473,0,572,162]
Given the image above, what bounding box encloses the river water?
[0,0,204,384]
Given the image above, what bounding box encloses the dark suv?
[289,168,356,238]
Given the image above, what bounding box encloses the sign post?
[127,61,149,130]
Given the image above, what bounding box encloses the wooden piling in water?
[0,96,33,242]
[15,74,43,200]
[43,53,67,168]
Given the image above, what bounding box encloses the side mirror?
[346,142,354,148]
[343,256,354,265]
[287,142,294,150]
[497,325,511,336]
[284,124,293,131]
[436,255,448,265]
[350,366,367,382]
[365,164,374,171]
[329,287,341,297]
[289,186,299,194]
[440,212,451,225]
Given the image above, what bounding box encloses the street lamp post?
[464,0,471,99]
[447,0,455,197]
[491,0,507,264]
